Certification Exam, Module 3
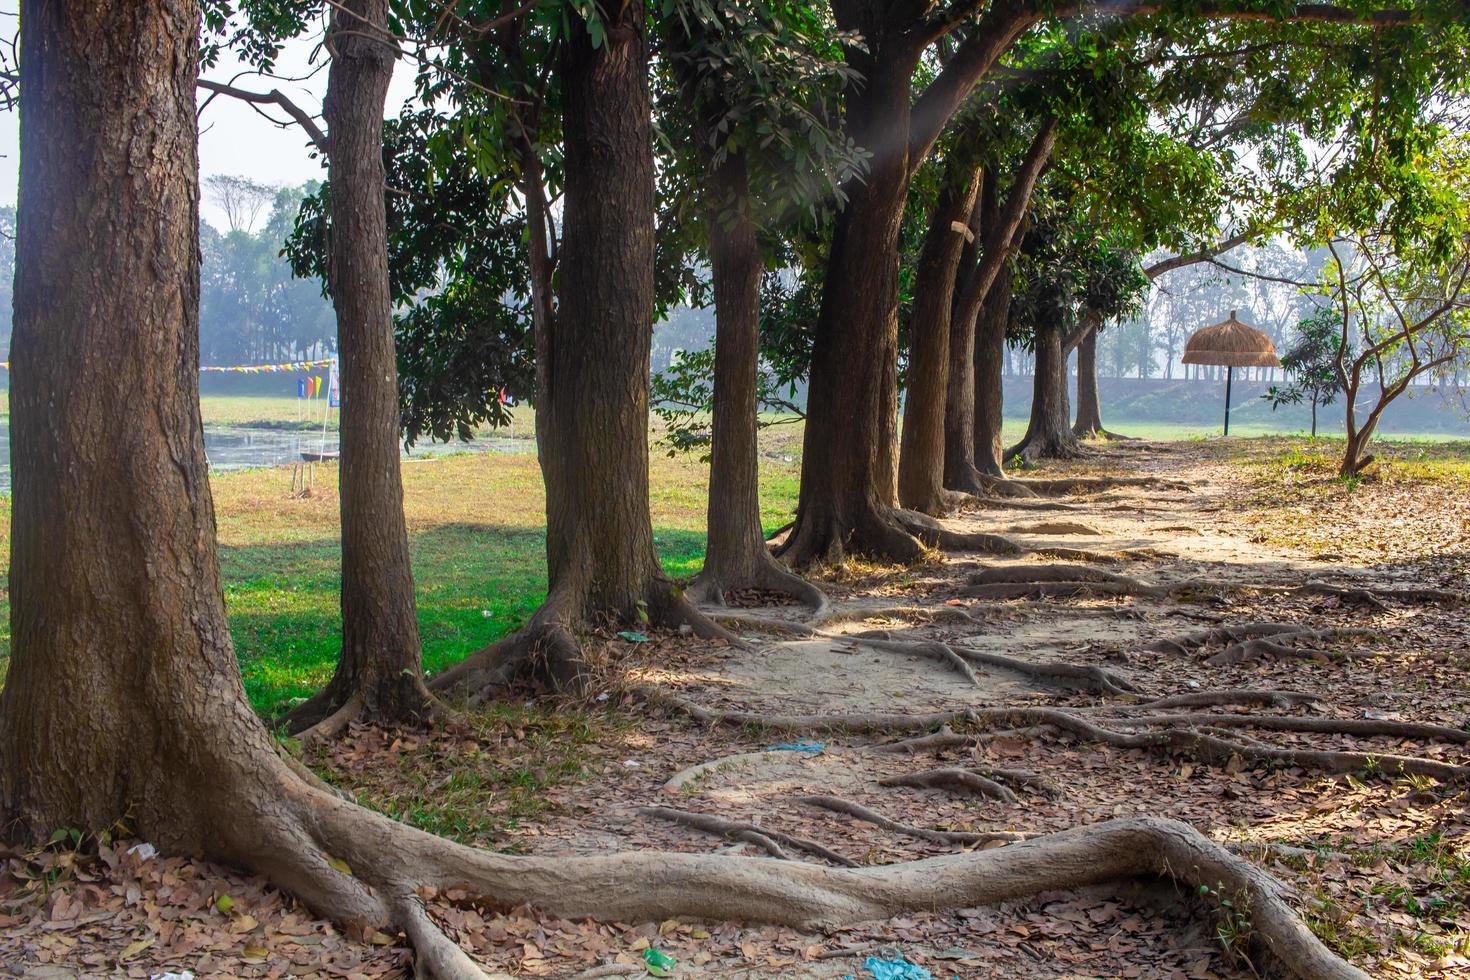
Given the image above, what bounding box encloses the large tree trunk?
[897,163,981,515]
[689,153,824,611]
[973,268,1014,476]
[433,0,723,694]
[777,53,927,566]
[1006,320,1082,464]
[1071,325,1104,439]
[285,0,438,737]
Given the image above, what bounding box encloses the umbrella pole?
[1223,366,1233,437]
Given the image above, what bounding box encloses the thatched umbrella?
[1181,310,1280,436]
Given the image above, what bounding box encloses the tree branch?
[197,79,329,154]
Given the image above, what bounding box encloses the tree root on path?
[637,806,859,867]
[1105,713,1470,744]
[892,508,1027,556]
[795,795,1029,846]
[286,776,1369,979]
[880,765,1059,802]
[1128,689,1322,711]
[643,689,1466,782]
[1008,475,1191,496]
[848,629,1137,696]
[1145,623,1376,666]
[880,767,1018,802]
[664,749,825,793]
[964,564,1461,607]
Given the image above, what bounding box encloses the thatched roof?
[1181,311,1280,368]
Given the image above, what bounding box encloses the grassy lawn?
[0,406,801,715]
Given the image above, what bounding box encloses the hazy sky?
[0,9,418,230]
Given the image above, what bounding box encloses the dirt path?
[4,440,1468,979]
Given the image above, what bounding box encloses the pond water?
[0,423,535,493]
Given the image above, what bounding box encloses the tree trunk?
[973,268,1013,476]
[433,0,724,693]
[1071,325,1104,439]
[943,186,989,494]
[1006,321,1081,464]
[0,6,380,926]
[285,0,437,736]
[778,54,927,566]
[898,164,980,515]
[689,153,823,610]
[1310,398,1318,438]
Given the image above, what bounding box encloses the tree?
[433,0,730,693]
[1326,226,1470,475]
[205,173,278,233]
[660,0,858,609]
[1005,205,1148,464]
[1265,306,1346,437]
[279,0,446,735]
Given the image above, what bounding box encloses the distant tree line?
[0,182,335,367]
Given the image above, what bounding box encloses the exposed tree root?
[875,727,976,754]
[1206,633,1370,667]
[639,686,972,733]
[277,673,454,745]
[1128,690,1322,711]
[847,629,1135,696]
[433,584,734,700]
[844,633,982,687]
[964,565,1456,608]
[1010,475,1190,496]
[969,709,1470,784]
[880,767,1018,802]
[948,641,1139,696]
[293,691,367,745]
[686,554,831,621]
[1144,623,1311,656]
[1145,623,1375,665]
[638,806,859,866]
[892,508,1027,556]
[645,689,1464,782]
[285,779,1368,979]
[1293,582,1463,608]
[968,494,1085,512]
[795,794,1030,846]
[1107,713,1470,744]
[664,749,823,793]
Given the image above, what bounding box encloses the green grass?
[209,443,799,715]
[0,405,801,715]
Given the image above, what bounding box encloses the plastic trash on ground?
[856,955,934,980]
[643,946,678,976]
[765,740,825,753]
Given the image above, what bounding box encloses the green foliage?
[1265,307,1347,422]
[650,347,803,456]
[1009,198,1150,348]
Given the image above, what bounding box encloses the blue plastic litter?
[765,740,825,753]
[848,956,933,980]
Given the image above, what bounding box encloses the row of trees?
[1,0,1467,976]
